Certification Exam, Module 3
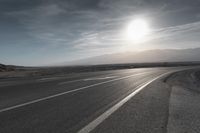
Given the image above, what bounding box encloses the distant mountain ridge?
[0,63,16,72]
[64,48,200,65]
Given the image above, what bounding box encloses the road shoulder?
[167,69,200,133]
[91,79,171,133]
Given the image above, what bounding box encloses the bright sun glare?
[126,19,150,42]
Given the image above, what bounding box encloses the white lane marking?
[58,76,118,85]
[38,70,133,82]
[58,72,147,85]
[78,71,172,133]
[58,79,83,85]
[0,72,149,113]
[37,77,63,81]
[83,76,118,81]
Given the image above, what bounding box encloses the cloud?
[151,21,200,39]
[1,0,200,65]
[4,0,200,47]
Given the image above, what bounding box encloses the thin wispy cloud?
[0,0,200,65]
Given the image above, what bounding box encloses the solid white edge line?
[0,72,149,113]
[77,71,172,133]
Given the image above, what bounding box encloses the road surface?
[0,67,194,133]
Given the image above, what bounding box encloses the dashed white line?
[58,76,118,85]
[58,79,83,85]
[0,72,149,113]
[37,77,63,81]
[83,76,118,81]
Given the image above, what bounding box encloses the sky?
[0,0,200,66]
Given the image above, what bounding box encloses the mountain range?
[64,48,200,66]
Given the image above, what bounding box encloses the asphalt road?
[0,67,194,133]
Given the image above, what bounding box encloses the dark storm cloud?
[1,0,200,65]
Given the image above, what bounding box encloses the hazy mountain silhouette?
[63,48,200,65]
[0,64,16,71]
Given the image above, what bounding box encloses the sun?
[126,19,150,42]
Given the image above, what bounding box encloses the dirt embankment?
[166,69,200,133]
[193,71,200,81]
[0,64,15,72]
